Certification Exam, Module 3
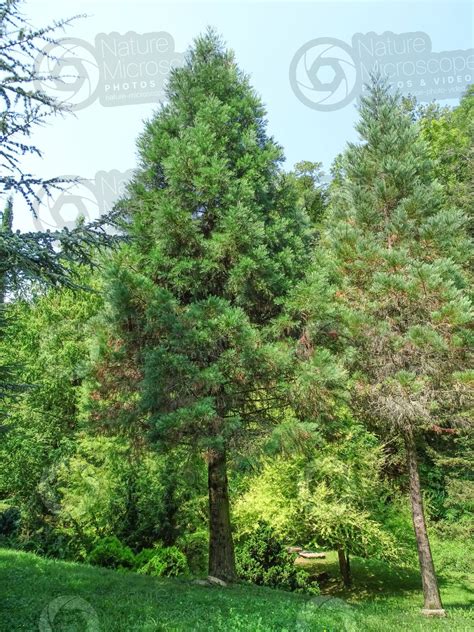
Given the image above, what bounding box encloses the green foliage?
[235,421,409,566]
[318,78,473,440]
[138,545,189,577]
[432,535,474,576]
[418,86,474,234]
[176,530,209,574]
[100,28,314,580]
[0,280,102,533]
[0,17,471,618]
[47,436,206,555]
[236,523,318,594]
[107,28,311,456]
[0,1,119,298]
[432,477,474,541]
[288,160,328,228]
[296,76,473,608]
[0,506,20,538]
[133,547,157,570]
[87,536,135,569]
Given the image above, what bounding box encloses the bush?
[176,531,208,574]
[138,545,189,577]
[87,536,135,569]
[0,506,21,537]
[432,536,474,576]
[133,546,158,571]
[236,523,318,594]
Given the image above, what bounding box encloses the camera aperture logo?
[39,595,99,631]
[33,169,134,231]
[290,31,474,111]
[296,595,357,631]
[34,32,185,110]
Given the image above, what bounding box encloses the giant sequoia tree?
[309,79,472,613]
[107,31,310,580]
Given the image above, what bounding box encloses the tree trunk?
[207,447,236,582]
[405,430,445,615]
[337,547,351,587]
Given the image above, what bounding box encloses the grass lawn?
[1,547,473,631]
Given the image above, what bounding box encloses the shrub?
[235,523,318,594]
[87,536,135,569]
[133,546,158,571]
[0,506,21,537]
[432,536,474,576]
[138,546,189,577]
[176,531,208,574]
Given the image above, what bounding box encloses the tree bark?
[337,547,351,587]
[405,429,445,615]
[207,447,236,582]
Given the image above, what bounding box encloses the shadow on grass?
[297,551,425,600]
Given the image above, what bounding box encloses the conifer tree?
[0,0,120,297]
[308,78,472,613]
[419,85,473,235]
[107,30,310,580]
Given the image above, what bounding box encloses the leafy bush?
[20,527,88,562]
[432,536,474,576]
[138,546,189,577]
[0,506,21,537]
[87,536,135,569]
[234,436,405,566]
[235,523,318,594]
[133,546,157,571]
[176,531,208,574]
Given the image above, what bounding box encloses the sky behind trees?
[15,0,472,231]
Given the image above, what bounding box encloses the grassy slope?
[1,548,473,631]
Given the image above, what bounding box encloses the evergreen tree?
[288,161,328,229]
[0,2,121,415]
[419,85,474,235]
[0,0,121,296]
[307,78,472,614]
[0,197,24,418]
[0,274,102,532]
[0,198,13,303]
[107,30,311,580]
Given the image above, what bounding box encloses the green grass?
[1,546,473,631]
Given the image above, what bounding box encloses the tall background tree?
[403,86,474,548]
[302,78,472,614]
[105,29,311,581]
[417,86,474,236]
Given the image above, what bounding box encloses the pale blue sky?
[14,0,473,230]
